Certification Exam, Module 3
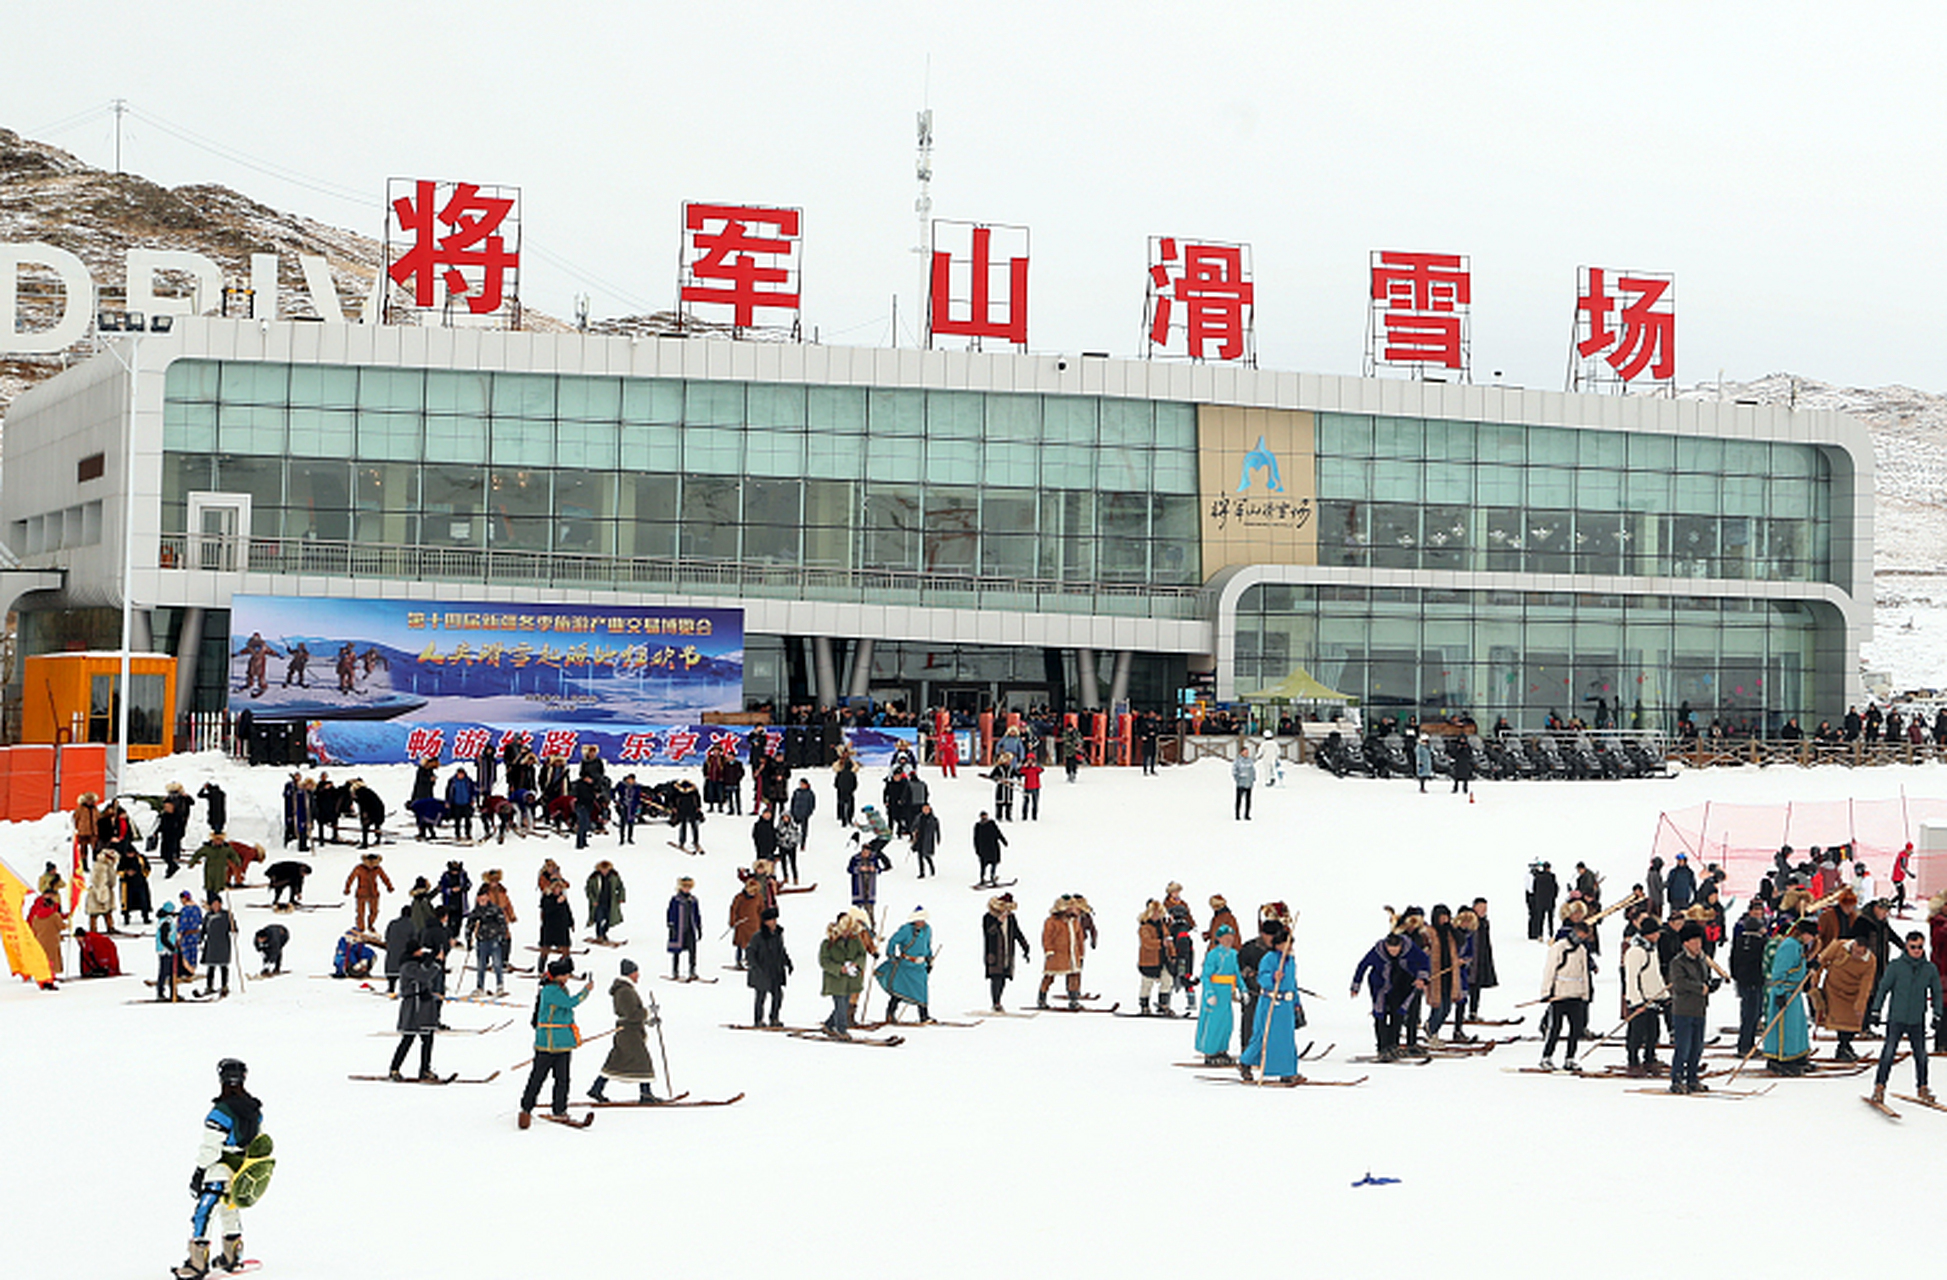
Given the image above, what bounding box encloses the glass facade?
[161,361,1202,588]
[1314,413,1834,585]
[1233,584,1829,733]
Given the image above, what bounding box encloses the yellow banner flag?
[0,862,54,985]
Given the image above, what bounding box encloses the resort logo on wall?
[1199,406,1316,579]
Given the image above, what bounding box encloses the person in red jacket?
[1018,757,1044,820]
[74,927,121,977]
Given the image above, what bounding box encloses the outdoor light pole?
[115,330,138,792]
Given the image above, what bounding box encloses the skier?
[177,893,205,977]
[1061,722,1083,782]
[159,782,194,877]
[1019,755,1044,820]
[1239,921,1306,1083]
[832,752,858,825]
[155,901,183,1001]
[910,803,942,879]
[331,930,376,979]
[381,905,416,993]
[173,1057,264,1278]
[1867,930,1942,1107]
[847,838,893,913]
[988,753,1017,822]
[387,940,443,1081]
[536,878,576,975]
[1667,921,1715,1094]
[1538,917,1595,1072]
[774,811,802,886]
[666,876,702,979]
[1448,735,1474,794]
[728,877,765,970]
[344,852,394,934]
[1666,853,1697,911]
[1195,924,1241,1064]
[1164,883,1198,1012]
[818,912,869,1039]
[251,923,288,978]
[586,860,625,943]
[587,959,663,1103]
[1136,899,1177,1016]
[1620,916,1669,1076]
[1763,918,1819,1075]
[972,811,1008,887]
[119,840,154,928]
[464,888,512,996]
[1460,898,1498,1023]
[445,767,477,842]
[1814,922,1878,1062]
[199,897,234,999]
[980,893,1031,1013]
[747,908,791,1027]
[84,848,117,936]
[789,777,817,852]
[1419,904,1470,1044]
[1413,735,1433,792]
[1037,895,1087,1010]
[1892,842,1913,912]
[614,774,641,845]
[1352,930,1429,1060]
[518,960,594,1128]
[263,860,311,911]
[1231,747,1255,820]
[671,779,704,852]
[877,907,935,1024]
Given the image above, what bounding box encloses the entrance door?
[187,492,251,572]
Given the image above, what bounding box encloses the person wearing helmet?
[174,1057,263,1278]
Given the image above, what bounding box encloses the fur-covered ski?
[720,1022,801,1032]
[1021,1002,1120,1015]
[971,880,1019,890]
[967,1009,1038,1018]
[662,974,719,984]
[855,1017,981,1029]
[1892,1093,1947,1113]
[541,1112,594,1129]
[366,1020,513,1036]
[667,842,706,855]
[1194,1073,1369,1088]
[245,900,345,912]
[775,883,818,895]
[1461,1016,1526,1027]
[583,937,626,948]
[525,946,590,955]
[1113,1008,1195,1019]
[1352,1053,1432,1064]
[348,1072,461,1085]
[1624,1083,1776,1099]
[1863,1095,1901,1119]
[784,1029,905,1047]
[575,1092,747,1108]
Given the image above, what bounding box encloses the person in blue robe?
[1195,924,1242,1062]
[1240,922,1305,1081]
[876,909,934,1023]
[1763,918,1817,1073]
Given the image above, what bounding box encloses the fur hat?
[908,907,928,925]
[1850,920,1878,943]
[1678,922,1705,943]
[1209,894,1228,909]
[760,907,780,922]
[546,958,575,977]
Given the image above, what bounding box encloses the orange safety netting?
[1649,795,1947,896]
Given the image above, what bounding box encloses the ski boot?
[1138,997,1151,1016]
[1920,1086,1938,1105]
[1158,994,1173,1017]
[1563,1057,1580,1073]
[215,1236,244,1273]
[1835,1043,1859,1063]
[639,1085,662,1104]
[918,1006,935,1024]
[417,1069,440,1083]
[1871,1083,1886,1106]
[1036,992,1050,1010]
[1067,993,1081,1012]
[173,1239,211,1279]
[1537,1056,1556,1072]
[387,1069,405,1082]
[1237,1062,1255,1082]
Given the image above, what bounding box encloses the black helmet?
[217,1058,248,1087]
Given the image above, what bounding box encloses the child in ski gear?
[588,960,661,1103]
[174,1057,262,1278]
[519,960,594,1127]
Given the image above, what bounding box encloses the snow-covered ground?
[4,751,1945,1277]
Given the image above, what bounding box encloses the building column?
[1074,647,1100,711]
[1107,650,1133,709]
[846,638,875,700]
[174,606,204,720]
[812,636,839,709]
[131,608,153,653]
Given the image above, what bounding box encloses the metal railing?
[156,533,1211,619]
[1673,736,1947,769]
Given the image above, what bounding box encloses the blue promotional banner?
[229,594,743,724]
[306,721,919,768]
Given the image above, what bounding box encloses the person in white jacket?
[1539,919,1595,1072]
[1621,916,1670,1076]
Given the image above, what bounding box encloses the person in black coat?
[752,806,779,863]
[388,942,443,1081]
[383,906,417,993]
[1462,897,1497,1020]
[972,812,1008,887]
[264,860,311,910]
[411,758,438,804]
[351,782,386,849]
[980,894,1032,1012]
[252,922,289,976]
[537,879,576,973]
[833,758,859,825]
[197,783,228,841]
[1448,737,1475,794]
[910,803,942,879]
[1526,861,1558,941]
[746,908,791,1027]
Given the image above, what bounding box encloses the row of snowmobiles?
[1313,730,1669,780]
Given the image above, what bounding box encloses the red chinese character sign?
[1145,237,1255,363]
[928,220,1028,350]
[1366,250,1470,378]
[1571,267,1674,393]
[678,203,803,336]
[383,178,521,326]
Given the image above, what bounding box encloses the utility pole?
[111,98,128,174]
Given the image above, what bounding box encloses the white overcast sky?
[7,1,1943,392]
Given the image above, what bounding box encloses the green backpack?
[224,1133,276,1208]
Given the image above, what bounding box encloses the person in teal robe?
[1240,924,1304,1081]
[875,909,935,1023]
[1763,920,1817,1073]
[1195,925,1241,1062]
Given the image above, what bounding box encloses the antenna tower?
[912,75,933,349]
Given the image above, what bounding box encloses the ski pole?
[509,1028,612,1073]
[648,987,673,1097]
[230,911,246,996]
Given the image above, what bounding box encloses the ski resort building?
[0,317,1872,732]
